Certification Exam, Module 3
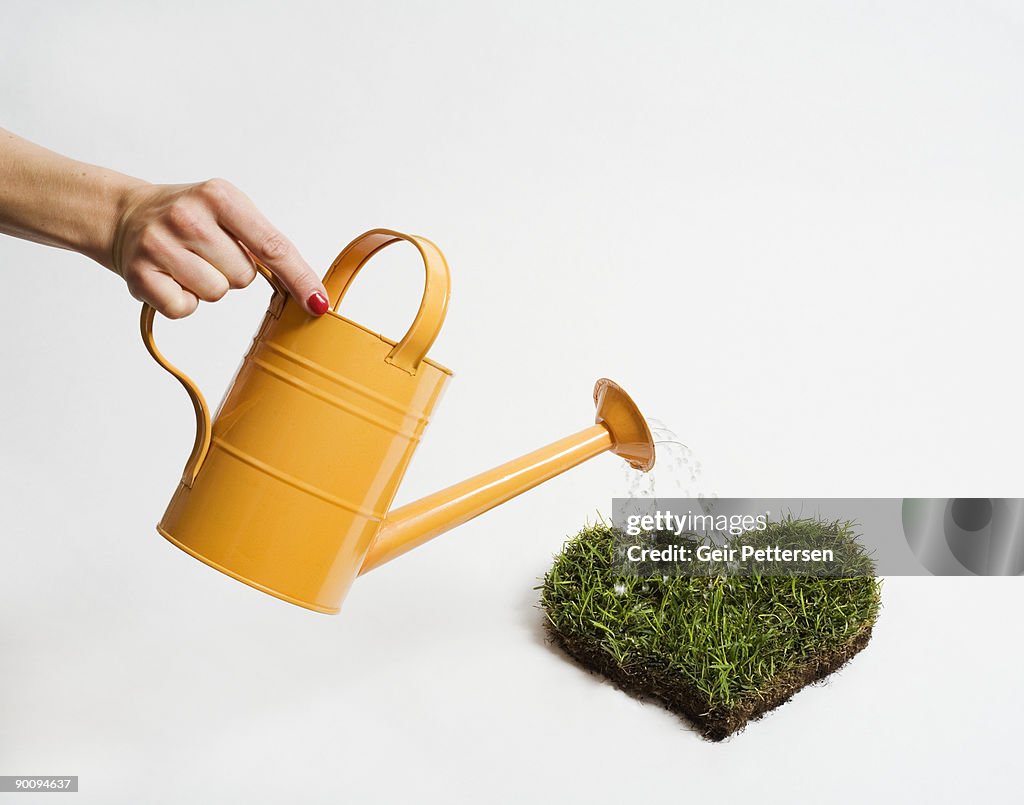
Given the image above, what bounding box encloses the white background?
[1,1,1021,802]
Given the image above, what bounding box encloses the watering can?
[141,229,655,614]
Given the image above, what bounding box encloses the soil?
[545,621,875,741]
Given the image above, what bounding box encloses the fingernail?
[306,291,329,316]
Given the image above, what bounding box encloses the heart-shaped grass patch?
[541,520,881,740]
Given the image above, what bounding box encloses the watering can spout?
[359,378,655,574]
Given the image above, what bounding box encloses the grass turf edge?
[545,617,874,741]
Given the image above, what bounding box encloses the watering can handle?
[322,229,451,375]
[139,263,286,488]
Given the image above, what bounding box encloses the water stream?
[617,417,718,512]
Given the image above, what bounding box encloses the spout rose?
[593,378,656,472]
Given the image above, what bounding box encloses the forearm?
[0,127,147,268]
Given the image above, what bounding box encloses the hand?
[111,178,329,318]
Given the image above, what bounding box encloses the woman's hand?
[112,179,329,318]
[0,128,329,318]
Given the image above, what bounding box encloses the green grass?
[540,518,882,740]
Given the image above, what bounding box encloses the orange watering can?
[142,229,655,614]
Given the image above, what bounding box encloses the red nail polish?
[307,291,329,316]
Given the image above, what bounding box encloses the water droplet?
[616,418,717,506]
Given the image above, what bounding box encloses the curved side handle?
[140,264,285,487]
[322,229,450,375]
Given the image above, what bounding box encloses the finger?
[200,179,328,315]
[128,265,200,319]
[187,227,258,290]
[162,248,231,303]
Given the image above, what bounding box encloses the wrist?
[80,171,150,272]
